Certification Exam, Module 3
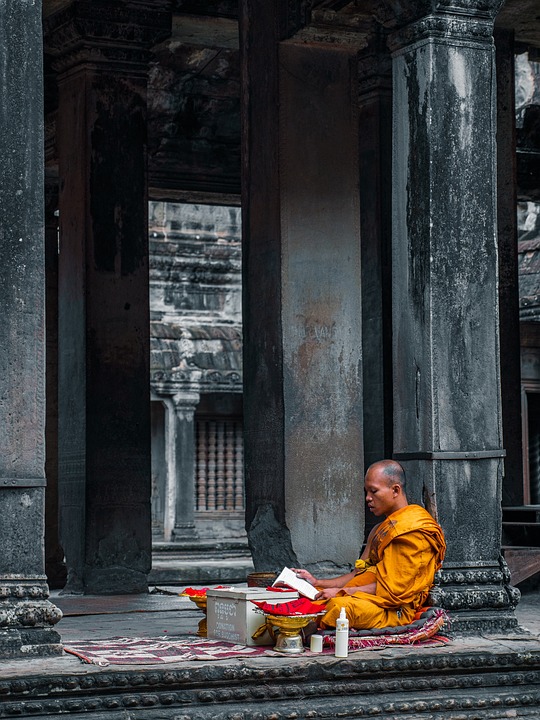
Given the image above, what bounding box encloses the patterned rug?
[64,609,450,666]
[64,636,269,666]
[319,607,450,652]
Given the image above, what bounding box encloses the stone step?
[149,554,254,586]
[152,538,249,551]
[1,640,539,718]
[152,538,250,559]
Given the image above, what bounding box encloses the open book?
[272,567,318,600]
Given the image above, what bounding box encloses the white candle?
[310,634,323,653]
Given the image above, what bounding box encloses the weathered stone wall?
[149,201,244,542]
[149,201,242,393]
[0,0,62,656]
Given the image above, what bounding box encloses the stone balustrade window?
[196,417,244,512]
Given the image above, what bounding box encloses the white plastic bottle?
[334,607,349,658]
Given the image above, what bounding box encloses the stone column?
[163,393,200,542]
[44,173,67,590]
[241,2,364,574]
[44,3,171,594]
[494,29,523,506]
[357,31,393,474]
[388,3,519,632]
[0,0,62,656]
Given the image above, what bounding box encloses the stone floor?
[0,586,538,719]
[0,584,537,677]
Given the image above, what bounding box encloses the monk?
[292,460,446,630]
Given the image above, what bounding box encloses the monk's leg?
[320,595,388,630]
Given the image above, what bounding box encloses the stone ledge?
[0,641,539,718]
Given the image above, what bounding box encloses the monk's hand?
[316,587,341,600]
[290,568,317,585]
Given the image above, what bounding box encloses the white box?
[207,587,299,646]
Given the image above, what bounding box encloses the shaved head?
[367,460,406,490]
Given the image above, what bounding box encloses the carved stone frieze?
[151,369,241,387]
[435,567,505,585]
[428,557,521,630]
[0,600,62,628]
[448,615,522,635]
[289,25,370,48]
[43,1,172,73]
[429,585,512,610]
[285,0,374,48]
[371,0,506,30]
[50,46,153,75]
[0,583,50,600]
[151,258,240,285]
[357,31,392,96]
[387,13,495,53]
[0,651,539,717]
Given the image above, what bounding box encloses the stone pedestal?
[241,3,364,573]
[388,5,518,632]
[0,0,62,656]
[44,3,171,594]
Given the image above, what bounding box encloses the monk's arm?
[291,568,357,588]
[342,581,376,595]
[293,524,383,592]
[359,522,381,560]
[320,524,381,596]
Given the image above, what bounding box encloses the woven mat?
[64,636,269,666]
[319,607,450,652]
[64,610,450,666]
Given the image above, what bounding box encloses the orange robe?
[321,504,446,629]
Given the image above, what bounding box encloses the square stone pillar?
[388,6,519,632]
[163,392,200,542]
[241,2,364,574]
[357,32,394,473]
[45,3,171,594]
[44,172,67,590]
[494,29,523,506]
[0,0,62,656]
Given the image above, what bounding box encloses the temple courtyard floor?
[0,586,539,719]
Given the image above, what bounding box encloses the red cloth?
[251,597,327,616]
[182,586,229,597]
[182,587,209,597]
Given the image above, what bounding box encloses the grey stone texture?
[390,6,518,630]
[241,2,364,573]
[496,31,524,507]
[357,33,394,480]
[0,0,62,656]
[44,2,173,595]
[149,201,244,544]
[0,0,536,656]
[0,617,539,719]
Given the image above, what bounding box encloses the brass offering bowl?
[264,613,321,654]
[188,595,208,637]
